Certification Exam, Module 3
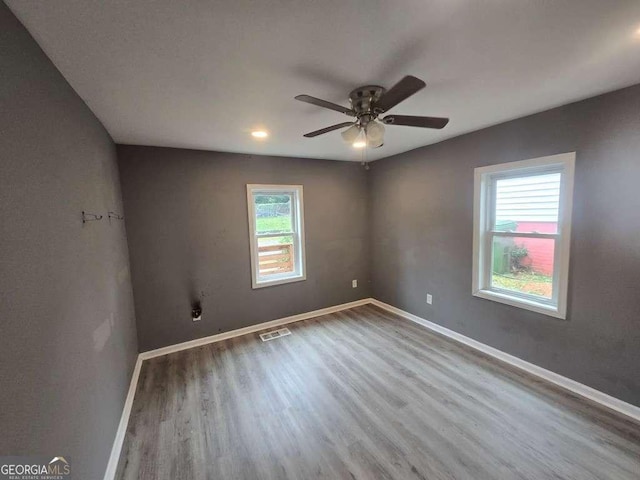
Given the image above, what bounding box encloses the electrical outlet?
[426,293,433,305]
[352,279,358,288]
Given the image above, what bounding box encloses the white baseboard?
[105,296,639,479]
[140,297,373,360]
[103,354,143,480]
[103,297,373,479]
[369,298,640,423]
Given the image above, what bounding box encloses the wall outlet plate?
[352,279,358,288]
[426,293,433,305]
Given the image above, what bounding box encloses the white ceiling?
[7,0,640,162]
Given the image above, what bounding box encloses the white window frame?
[247,184,306,289]
[472,152,575,319]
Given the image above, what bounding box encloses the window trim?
[472,152,575,319]
[246,184,306,289]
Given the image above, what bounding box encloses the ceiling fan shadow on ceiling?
[295,75,449,149]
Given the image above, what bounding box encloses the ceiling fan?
[295,75,449,149]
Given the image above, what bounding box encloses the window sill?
[473,289,566,319]
[252,274,306,289]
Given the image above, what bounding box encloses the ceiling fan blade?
[374,75,426,113]
[303,122,355,138]
[382,115,449,129]
[295,95,355,116]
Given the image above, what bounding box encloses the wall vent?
[259,327,292,342]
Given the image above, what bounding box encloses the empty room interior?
[2,1,640,479]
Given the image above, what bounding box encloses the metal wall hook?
[82,211,103,224]
[108,211,124,220]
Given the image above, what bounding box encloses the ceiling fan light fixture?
[341,124,360,143]
[352,129,367,149]
[366,120,384,140]
[363,120,384,148]
[367,136,384,148]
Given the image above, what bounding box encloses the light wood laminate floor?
[116,305,640,479]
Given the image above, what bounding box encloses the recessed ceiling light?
[353,140,366,149]
[251,130,268,138]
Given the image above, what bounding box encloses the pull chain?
[361,134,370,170]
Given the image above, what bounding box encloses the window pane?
[491,236,555,299]
[257,236,294,277]
[494,173,560,234]
[254,194,293,234]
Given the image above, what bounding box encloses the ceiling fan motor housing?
[349,85,386,124]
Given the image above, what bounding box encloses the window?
[247,184,306,288]
[472,153,575,318]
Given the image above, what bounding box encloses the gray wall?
[117,146,370,351]
[370,84,640,407]
[0,3,138,478]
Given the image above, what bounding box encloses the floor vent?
[259,327,292,342]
